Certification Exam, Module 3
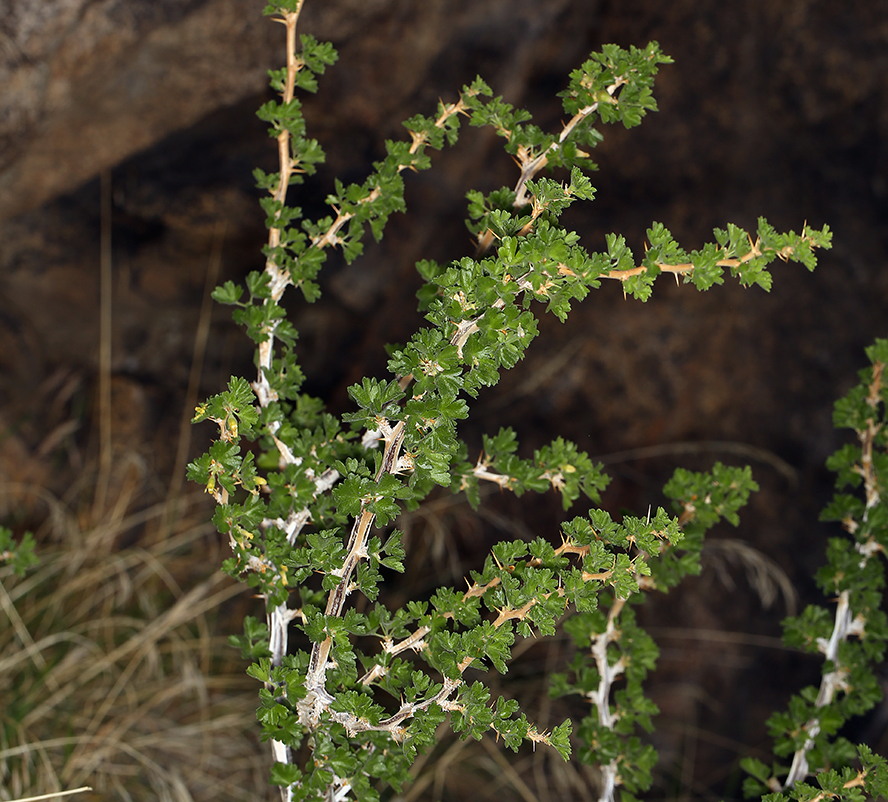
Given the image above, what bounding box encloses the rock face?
[2,0,263,219]
[0,0,580,220]
[1,0,887,799]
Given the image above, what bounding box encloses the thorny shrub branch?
[185,2,886,802]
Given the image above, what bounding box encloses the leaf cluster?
[0,526,37,577]
[742,339,888,799]
[551,464,758,797]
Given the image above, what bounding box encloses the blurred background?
[1,0,887,800]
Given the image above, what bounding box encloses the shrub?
[188,2,887,801]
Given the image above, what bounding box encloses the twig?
[164,220,226,534]
[8,787,92,802]
[91,168,113,524]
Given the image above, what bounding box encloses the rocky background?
[1,0,887,800]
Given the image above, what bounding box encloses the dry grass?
[0,479,271,802]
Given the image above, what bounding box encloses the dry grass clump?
[0,479,271,802]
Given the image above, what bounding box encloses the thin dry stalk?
[164,220,226,535]
[91,168,114,525]
[703,538,799,615]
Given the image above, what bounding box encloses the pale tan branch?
[301,422,407,722]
